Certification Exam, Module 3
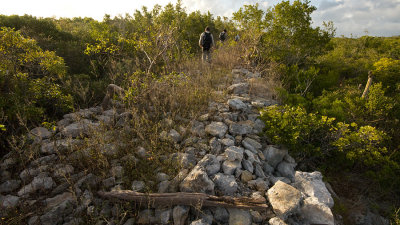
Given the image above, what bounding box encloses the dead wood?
[98,190,269,211]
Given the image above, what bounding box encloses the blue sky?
[1,0,399,37]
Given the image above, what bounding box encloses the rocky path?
[0,68,337,225]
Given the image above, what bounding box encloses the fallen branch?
[98,190,269,211]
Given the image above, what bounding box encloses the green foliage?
[260,104,399,188]
[260,105,335,157]
[0,27,72,138]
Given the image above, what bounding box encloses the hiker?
[219,29,227,43]
[235,34,240,42]
[199,26,215,63]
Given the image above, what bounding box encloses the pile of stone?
[0,68,340,225]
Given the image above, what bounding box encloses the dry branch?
[98,190,269,211]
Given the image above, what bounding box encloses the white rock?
[224,146,244,161]
[1,195,20,208]
[180,167,214,195]
[222,160,242,175]
[267,181,302,219]
[30,127,52,139]
[276,162,296,181]
[212,173,238,196]
[228,208,252,225]
[269,217,288,225]
[205,122,228,138]
[227,98,247,111]
[300,197,334,225]
[294,171,334,208]
[229,121,254,136]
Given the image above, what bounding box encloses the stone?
[267,181,302,219]
[190,219,210,225]
[102,177,116,188]
[81,190,93,207]
[284,154,296,164]
[229,121,254,136]
[253,119,266,133]
[220,138,235,146]
[294,171,334,208]
[205,122,228,138]
[171,152,197,169]
[136,146,148,158]
[227,83,249,95]
[228,98,247,111]
[254,178,269,192]
[173,205,189,225]
[198,114,209,121]
[110,166,124,178]
[269,217,288,225]
[156,173,170,182]
[213,173,238,196]
[53,164,74,178]
[169,129,182,143]
[61,119,98,138]
[137,209,157,224]
[254,163,266,178]
[18,175,55,196]
[270,176,291,185]
[158,181,170,193]
[168,169,189,192]
[0,180,21,193]
[242,137,262,153]
[222,160,241,175]
[28,216,40,225]
[31,154,57,166]
[241,170,253,182]
[262,162,274,175]
[180,167,214,195]
[197,154,221,176]
[224,146,244,161]
[209,137,222,154]
[1,195,20,208]
[30,127,52,140]
[45,192,75,209]
[251,192,266,202]
[132,181,145,192]
[263,146,288,168]
[155,208,171,224]
[228,208,252,225]
[244,150,256,163]
[123,218,136,225]
[41,139,82,154]
[242,160,254,173]
[300,197,334,225]
[276,162,295,181]
[40,195,74,225]
[250,210,263,223]
[191,121,206,137]
[213,207,229,223]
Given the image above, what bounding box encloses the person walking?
[199,26,215,63]
[219,29,227,43]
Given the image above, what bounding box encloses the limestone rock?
[30,127,52,140]
[180,167,214,195]
[241,170,253,182]
[242,137,262,153]
[197,154,221,176]
[205,122,228,138]
[263,146,288,168]
[0,180,21,193]
[242,159,254,173]
[1,195,20,208]
[213,173,238,196]
[222,160,241,175]
[224,146,244,161]
[300,197,334,225]
[276,162,295,181]
[294,171,334,208]
[228,208,252,225]
[173,205,189,225]
[228,98,247,111]
[267,181,302,219]
[132,181,145,192]
[269,217,288,225]
[227,83,249,95]
[155,208,171,224]
[220,138,235,146]
[229,120,254,136]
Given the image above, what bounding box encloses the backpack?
[202,32,212,50]
[219,32,226,41]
